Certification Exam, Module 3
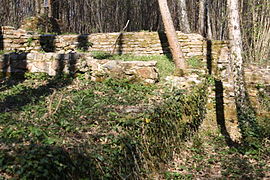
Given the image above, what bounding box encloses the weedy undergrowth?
[0,76,209,179]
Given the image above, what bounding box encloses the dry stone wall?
[0,52,159,83]
[1,25,269,86]
[0,26,226,62]
[0,25,232,82]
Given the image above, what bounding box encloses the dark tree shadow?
[40,34,56,52]
[206,39,235,147]
[56,52,78,77]
[49,17,61,34]
[0,52,77,113]
[215,80,235,147]
[206,40,212,75]
[116,33,123,55]
[77,35,90,52]
[0,52,28,91]
[0,143,101,179]
[111,33,124,55]
[0,26,3,50]
[221,153,265,179]
[158,31,172,59]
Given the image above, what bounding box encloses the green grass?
[110,54,175,78]
[91,52,175,79]
[187,57,204,69]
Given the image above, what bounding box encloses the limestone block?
[1,26,15,31]
[136,67,158,80]
[28,61,50,74]
[3,39,13,43]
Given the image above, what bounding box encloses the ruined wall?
[0,52,159,83]
[0,26,227,62]
[1,25,269,86]
[1,26,269,139]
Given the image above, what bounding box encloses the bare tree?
[198,0,212,39]
[158,0,186,74]
[198,0,206,36]
[206,1,212,39]
[35,0,42,15]
[178,0,190,33]
[48,0,52,17]
[227,0,260,143]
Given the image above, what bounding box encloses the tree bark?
[158,0,186,74]
[48,0,52,17]
[178,0,190,33]
[198,0,206,36]
[35,0,42,15]
[198,0,212,39]
[227,0,259,142]
[206,2,213,39]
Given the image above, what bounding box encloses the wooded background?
[0,0,269,62]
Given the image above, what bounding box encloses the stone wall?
[1,26,269,82]
[0,26,228,62]
[1,25,269,86]
[0,52,159,83]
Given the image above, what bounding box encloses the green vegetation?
[187,57,204,69]
[166,130,270,179]
[27,37,34,47]
[91,52,175,79]
[0,54,269,179]
[91,51,112,59]
[0,74,209,179]
[256,84,270,139]
[24,72,50,80]
[108,54,175,79]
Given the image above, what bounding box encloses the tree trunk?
[206,2,213,39]
[198,0,212,39]
[35,0,42,15]
[227,0,260,143]
[48,0,52,17]
[198,0,206,36]
[178,0,190,33]
[158,0,186,74]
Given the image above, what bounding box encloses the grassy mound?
[0,74,208,179]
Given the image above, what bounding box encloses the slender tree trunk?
[48,0,52,17]
[178,0,190,33]
[198,0,212,39]
[198,0,206,36]
[158,0,186,74]
[35,0,42,15]
[227,0,260,143]
[206,2,213,39]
